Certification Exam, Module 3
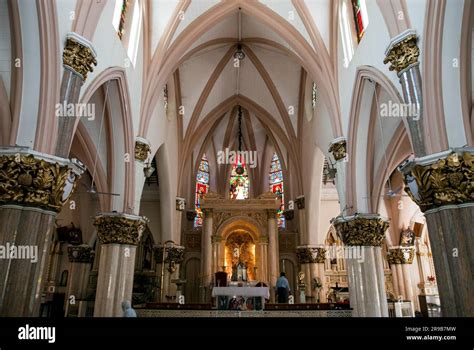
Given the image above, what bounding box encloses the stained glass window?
[269,153,285,228]
[194,154,209,227]
[113,0,129,40]
[351,0,369,42]
[229,155,249,200]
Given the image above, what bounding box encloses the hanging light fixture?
[235,106,245,175]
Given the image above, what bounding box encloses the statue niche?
[225,231,255,282]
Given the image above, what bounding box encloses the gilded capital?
[0,147,85,212]
[211,235,222,244]
[153,244,185,272]
[62,33,97,81]
[332,213,389,246]
[387,247,414,264]
[398,148,474,212]
[135,138,151,162]
[384,30,420,75]
[329,138,347,162]
[296,246,327,264]
[94,212,148,245]
[67,245,94,263]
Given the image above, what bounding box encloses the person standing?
[121,300,137,317]
[276,272,291,303]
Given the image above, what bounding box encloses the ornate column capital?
[211,235,223,244]
[259,235,269,244]
[62,32,97,81]
[387,247,415,264]
[134,137,151,162]
[94,212,148,245]
[176,197,186,211]
[67,245,94,263]
[328,137,347,162]
[267,209,278,218]
[153,244,185,272]
[202,208,213,218]
[332,213,389,246]
[398,148,474,213]
[295,195,305,209]
[384,29,420,75]
[296,246,327,264]
[0,147,85,212]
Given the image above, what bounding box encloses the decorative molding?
[0,147,85,212]
[62,32,97,81]
[296,246,327,264]
[384,29,420,75]
[94,212,148,245]
[332,214,389,247]
[67,245,94,263]
[387,247,415,264]
[211,235,222,244]
[398,148,474,212]
[328,138,347,162]
[295,195,305,209]
[134,137,151,162]
[259,235,269,244]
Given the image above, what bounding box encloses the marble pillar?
[153,244,185,302]
[387,247,415,303]
[398,149,474,316]
[295,196,307,243]
[267,209,279,302]
[384,30,426,157]
[65,245,94,316]
[296,246,326,303]
[333,214,389,317]
[0,148,84,316]
[55,33,97,158]
[93,212,147,317]
[201,209,213,302]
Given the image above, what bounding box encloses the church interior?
[0,0,473,319]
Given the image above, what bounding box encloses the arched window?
[112,0,141,65]
[351,0,369,42]
[194,154,209,227]
[269,153,285,228]
[229,156,249,200]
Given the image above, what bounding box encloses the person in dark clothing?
[275,272,290,303]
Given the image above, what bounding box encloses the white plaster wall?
[150,0,180,55]
[303,0,331,52]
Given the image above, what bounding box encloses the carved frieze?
[296,246,327,264]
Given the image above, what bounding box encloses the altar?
[212,286,270,310]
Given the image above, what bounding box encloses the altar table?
[212,287,270,310]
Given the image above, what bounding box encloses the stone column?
[387,247,415,303]
[55,33,98,158]
[211,235,222,278]
[329,137,348,208]
[398,149,474,316]
[333,214,389,317]
[267,209,279,302]
[296,246,326,303]
[257,236,269,283]
[65,245,94,316]
[93,212,147,317]
[153,244,185,302]
[295,196,307,243]
[200,208,213,302]
[0,147,85,316]
[384,30,426,156]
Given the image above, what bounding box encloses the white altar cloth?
[212,286,270,299]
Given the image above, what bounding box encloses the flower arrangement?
[427,276,435,283]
